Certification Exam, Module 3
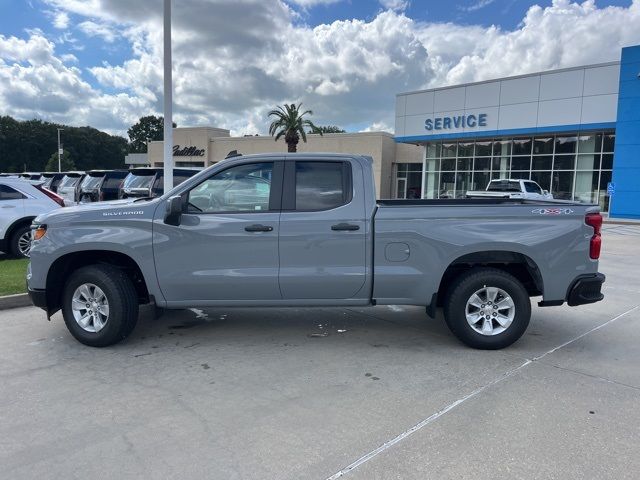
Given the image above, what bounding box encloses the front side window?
[0,184,25,200]
[295,161,350,211]
[188,162,272,213]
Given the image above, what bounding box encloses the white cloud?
[379,0,409,12]
[78,20,118,43]
[287,0,343,7]
[459,0,495,12]
[52,11,70,29]
[3,0,640,137]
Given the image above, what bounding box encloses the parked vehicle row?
[0,178,64,258]
[0,168,200,205]
[0,168,201,257]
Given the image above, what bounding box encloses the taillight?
[585,213,602,260]
[99,191,105,201]
[35,184,65,207]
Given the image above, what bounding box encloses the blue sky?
[0,0,638,135]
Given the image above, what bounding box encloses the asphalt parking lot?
[1,224,639,480]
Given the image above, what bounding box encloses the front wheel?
[10,224,32,258]
[62,265,139,347]
[443,268,531,349]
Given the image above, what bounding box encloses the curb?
[604,219,640,226]
[0,293,32,310]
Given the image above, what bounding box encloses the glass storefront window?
[603,134,615,152]
[533,137,554,155]
[425,158,438,172]
[574,171,599,203]
[455,172,472,198]
[472,171,491,190]
[555,136,577,154]
[457,158,472,171]
[599,170,612,211]
[439,172,455,198]
[552,171,574,200]
[426,142,441,159]
[439,158,454,171]
[553,155,575,170]
[532,156,553,170]
[442,142,457,157]
[475,141,492,157]
[531,171,552,191]
[512,138,532,156]
[511,157,531,171]
[493,140,511,157]
[412,131,614,209]
[577,134,602,154]
[458,142,474,157]
[576,154,600,170]
[474,158,491,171]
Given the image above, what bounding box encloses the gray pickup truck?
[27,153,605,349]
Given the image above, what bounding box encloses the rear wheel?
[62,264,139,347]
[10,224,32,258]
[443,268,531,349]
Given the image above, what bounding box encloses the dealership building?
[130,127,423,199]
[395,45,640,218]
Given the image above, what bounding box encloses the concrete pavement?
[0,225,638,479]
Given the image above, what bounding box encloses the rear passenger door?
[278,159,367,300]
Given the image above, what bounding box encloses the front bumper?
[28,287,48,310]
[567,273,605,306]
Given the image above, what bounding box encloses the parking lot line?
[325,304,639,480]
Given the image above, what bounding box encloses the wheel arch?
[45,250,150,314]
[5,216,36,241]
[436,250,543,308]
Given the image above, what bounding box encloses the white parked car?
[466,179,554,200]
[0,178,64,258]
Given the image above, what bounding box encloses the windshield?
[123,173,155,190]
[81,175,103,190]
[59,175,81,188]
[487,180,521,192]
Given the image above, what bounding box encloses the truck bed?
[377,198,582,206]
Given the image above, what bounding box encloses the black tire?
[443,267,531,350]
[62,264,139,347]
[9,224,32,258]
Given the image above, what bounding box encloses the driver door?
[153,160,283,303]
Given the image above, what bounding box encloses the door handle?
[245,224,273,232]
[331,223,360,231]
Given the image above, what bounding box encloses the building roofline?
[397,60,620,97]
[211,131,394,141]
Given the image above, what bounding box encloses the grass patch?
[0,258,29,296]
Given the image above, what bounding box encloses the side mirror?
[164,195,183,226]
[543,190,549,195]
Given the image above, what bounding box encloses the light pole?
[57,128,64,172]
[163,0,174,194]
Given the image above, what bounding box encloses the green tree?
[0,115,127,173]
[268,103,320,153]
[309,125,346,134]
[127,115,177,153]
[45,150,76,172]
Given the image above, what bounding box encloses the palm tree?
[268,103,321,152]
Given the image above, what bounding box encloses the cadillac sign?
[173,145,205,157]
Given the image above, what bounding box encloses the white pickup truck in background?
[466,179,554,200]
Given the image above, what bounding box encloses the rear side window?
[0,184,26,200]
[102,176,123,189]
[295,162,351,211]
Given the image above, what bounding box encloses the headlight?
[32,224,47,241]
